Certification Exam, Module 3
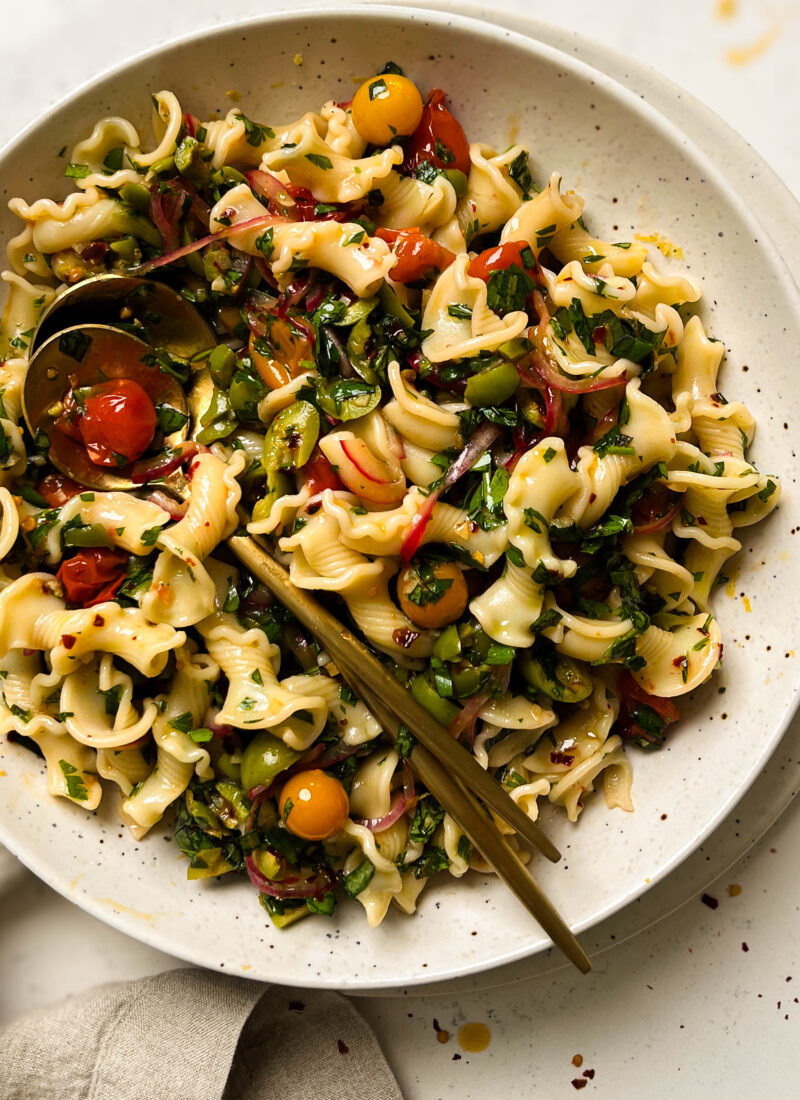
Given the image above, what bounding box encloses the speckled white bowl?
[1,5,798,990]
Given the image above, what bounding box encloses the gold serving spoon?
[22,274,590,973]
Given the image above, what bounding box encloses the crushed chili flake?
[583,1069,596,1080]
[550,751,575,766]
[392,626,421,649]
[571,1080,588,1091]
[288,1000,305,1012]
[60,634,76,650]
[701,893,719,909]
[452,1053,462,1061]
[93,614,104,627]
[337,1039,349,1054]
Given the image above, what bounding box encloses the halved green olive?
[519,650,593,703]
[464,359,520,407]
[240,730,301,794]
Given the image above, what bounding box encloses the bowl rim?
[1,2,799,989]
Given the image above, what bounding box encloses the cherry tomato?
[279,768,349,841]
[56,547,128,607]
[468,240,535,282]
[375,227,455,284]
[35,473,84,508]
[352,73,424,146]
[397,561,468,630]
[616,670,680,749]
[249,316,314,391]
[402,88,471,177]
[303,452,344,496]
[78,379,157,467]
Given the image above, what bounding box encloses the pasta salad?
[0,66,779,927]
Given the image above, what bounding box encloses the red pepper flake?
[571,1080,588,1091]
[550,751,575,766]
[392,626,421,649]
[93,614,105,627]
[452,1053,462,1061]
[288,1000,305,1012]
[572,1055,584,1068]
[337,1039,349,1054]
[701,893,719,910]
[60,634,76,650]
[583,1069,596,1080]
[592,325,607,344]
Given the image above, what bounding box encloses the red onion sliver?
[146,490,188,520]
[133,214,286,275]
[245,854,334,899]
[400,422,501,563]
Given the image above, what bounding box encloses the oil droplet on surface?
[572,1053,584,1067]
[436,1030,450,1044]
[715,0,737,19]
[728,883,742,896]
[458,1022,491,1053]
[726,24,780,67]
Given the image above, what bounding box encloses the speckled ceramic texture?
[0,5,798,989]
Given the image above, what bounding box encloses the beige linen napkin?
[0,968,402,1100]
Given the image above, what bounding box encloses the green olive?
[262,401,320,473]
[119,182,152,213]
[240,730,301,794]
[410,674,460,727]
[464,359,520,408]
[519,650,593,703]
[208,344,237,389]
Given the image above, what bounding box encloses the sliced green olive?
[314,378,381,421]
[240,730,301,794]
[410,673,460,726]
[345,317,378,383]
[464,359,520,408]
[208,344,237,389]
[378,281,415,329]
[119,182,152,213]
[262,401,319,472]
[432,623,462,662]
[196,385,236,444]
[62,522,113,548]
[519,650,593,703]
[228,369,267,419]
[441,168,468,197]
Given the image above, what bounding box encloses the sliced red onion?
[245,854,334,899]
[354,792,409,833]
[632,502,680,535]
[149,189,183,253]
[530,346,628,395]
[448,689,490,744]
[134,214,285,275]
[289,315,315,344]
[246,169,297,211]
[400,422,501,563]
[165,177,211,227]
[131,440,202,484]
[305,282,325,311]
[147,489,187,520]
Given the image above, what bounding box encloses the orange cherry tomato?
[35,473,84,508]
[303,451,344,495]
[351,73,424,146]
[375,226,455,284]
[402,88,471,176]
[56,547,128,607]
[77,379,157,467]
[279,769,350,841]
[249,317,314,391]
[468,240,534,282]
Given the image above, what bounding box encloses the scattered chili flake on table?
[701,893,719,909]
[337,1040,349,1054]
[583,1069,596,1080]
[571,1080,588,1091]
[742,942,750,952]
[288,1000,305,1012]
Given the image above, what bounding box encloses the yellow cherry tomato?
[397,561,468,630]
[351,73,424,146]
[279,769,350,841]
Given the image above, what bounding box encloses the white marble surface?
[1,2,799,1097]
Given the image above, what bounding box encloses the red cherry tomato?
[468,240,534,282]
[401,88,471,176]
[35,473,84,508]
[375,227,455,284]
[78,379,157,467]
[304,452,344,496]
[56,547,128,607]
[616,670,680,748]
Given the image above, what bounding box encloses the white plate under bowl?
[0,5,798,990]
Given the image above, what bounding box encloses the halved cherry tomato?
[375,226,455,284]
[468,240,535,282]
[249,316,314,391]
[56,547,128,607]
[35,473,84,508]
[279,768,350,841]
[401,88,471,176]
[303,451,344,496]
[78,379,157,467]
[616,670,680,749]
